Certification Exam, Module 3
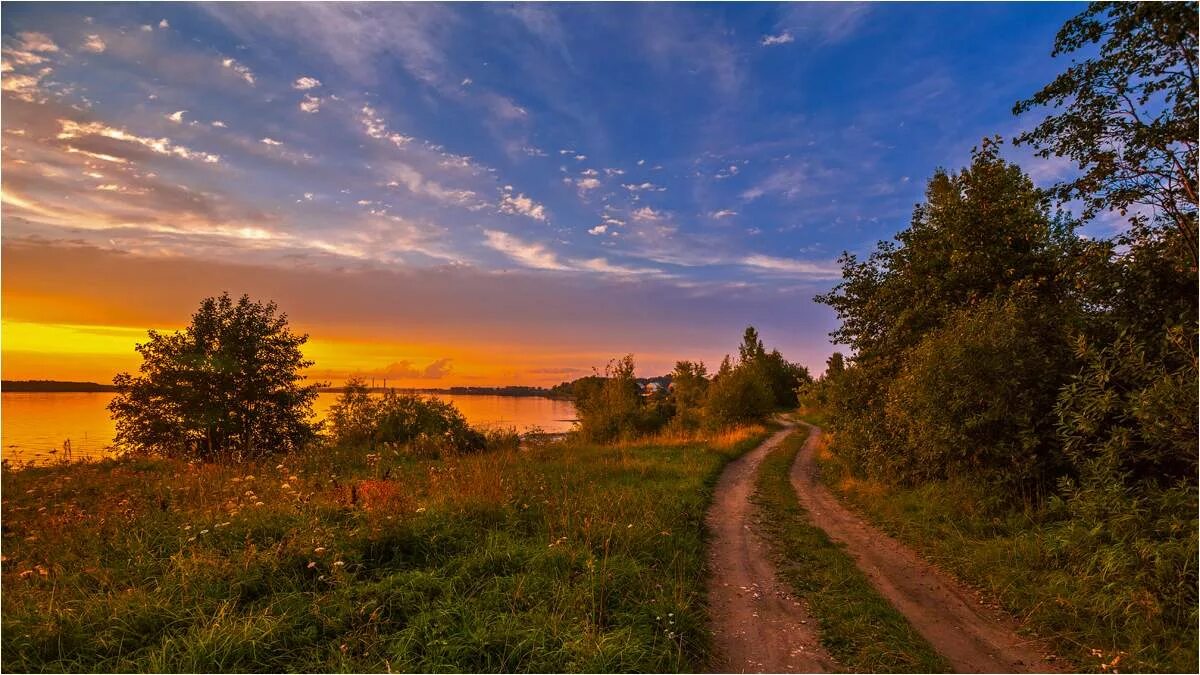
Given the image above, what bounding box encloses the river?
[0,392,577,465]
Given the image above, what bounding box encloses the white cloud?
[631,206,665,221]
[14,32,59,53]
[760,32,795,46]
[484,230,567,270]
[303,192,314,201]
[498,186,547,221]
[360,105,413,146]
[622,181,666,193]
[385,163,478,205]
[211,120,227,128]
[588,224,608,235]
[741,254,840,278]
[522,145,547,157]
[82,35,107,53]
[711,209,738,219]
[57,119,220,163]
[604,168,625,176]
[299,94,322,113]
[575,177,602,192]
[166,110,186,124]
[580,168,598,177]
[141,25,154,32]
[461,77,473,86]
[159,19,170,29]
[261,137,283,146]
[293,76,321,90]
[221,57,255,85]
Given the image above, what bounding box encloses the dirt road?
[790,422,1054,673]
[706,426,836,673]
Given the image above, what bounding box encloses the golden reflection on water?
[1,392,576,464]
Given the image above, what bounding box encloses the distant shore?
[1,380,566,398]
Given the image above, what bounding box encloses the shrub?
[109,293,319,462]
[883,296,1074,495]
[703,356,773,429]
[327,383,486,456]
[575,355,653,442]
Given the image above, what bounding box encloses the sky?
[1,1,1089,386]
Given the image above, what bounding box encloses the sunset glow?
[3,3,1083,385]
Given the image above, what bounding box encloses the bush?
[327,380,486,456]
[883,296,1074,495]
[109,293,319,462]
[703,356,773,429]
[575,355,663,442]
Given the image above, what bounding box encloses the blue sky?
[1,2,1089,383]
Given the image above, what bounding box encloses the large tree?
[1014,1,1199,266]
[109,293,320,461]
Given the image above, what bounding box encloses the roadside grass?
[817,434,1198,673]
[750,427,950,673]
[1,425,767,673]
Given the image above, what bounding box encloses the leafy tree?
[815,143,1082,481]
[327,377,377,446]
[373,392,485,456]
[1014,1,1199,266]
[575,354,648,442]
[109,293,319,462]
[704,355,773,428]
[825,352,845,378]
[884,296,1074,494]
[669,360,709,430]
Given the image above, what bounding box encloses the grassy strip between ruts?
[2,425,767,673]
[750,426,951,673]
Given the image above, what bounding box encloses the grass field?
[750,426,949,673]
[2,426,766,672]
[816,436,1198,673]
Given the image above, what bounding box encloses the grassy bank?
[816,436,1198,673]
[2,426,766,672]
[750,427,949,673]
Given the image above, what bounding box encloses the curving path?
[790,422,1056,673]
[706,425,836,673]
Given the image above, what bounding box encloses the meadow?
[1,425,766,673]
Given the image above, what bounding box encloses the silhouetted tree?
[109,293,319,461]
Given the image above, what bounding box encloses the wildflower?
[307,561,317,569]
[255,501,265,507]
[288,475,298,481]
[243,475,254,481]
[333,560,345,567]
[276,464,284,470]
[281,483,291,490]
[314,547,326,554]
[416,507,426,513]
[199,529,209,535]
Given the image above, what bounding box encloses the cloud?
[760,32,795,46]
[360,104,414,146]
[211,120,227,128]
[631,206,665,221]
[166,110,186,124]
[385,163,478,205]
[622,181,666,193]
[484,229,568,270]
[12,32,59,54]
[260,137,282,146]
[159,19,170,29]
[574,176,602,193]
[299,94,322,113]
[220,57,255,85]
[57,119,220,163]
[588,224,607,235]
[366,358,454,380]
[293,76,321,90]
[498,185,547,221]
[711,209,738,219]
[82,35,107,53]
[740,254,841,279]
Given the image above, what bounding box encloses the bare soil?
[705,426,836,673]
[790,422,1060,673]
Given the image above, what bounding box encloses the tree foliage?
[109,293,319,462]
[327,377,487,456]
[1014,1,1199,265]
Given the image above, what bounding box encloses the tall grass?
[2,425,766,672]
[817,434,1198,673]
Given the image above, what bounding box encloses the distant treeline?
[2,380,118,393]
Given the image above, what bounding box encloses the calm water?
[1,392,577,465]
